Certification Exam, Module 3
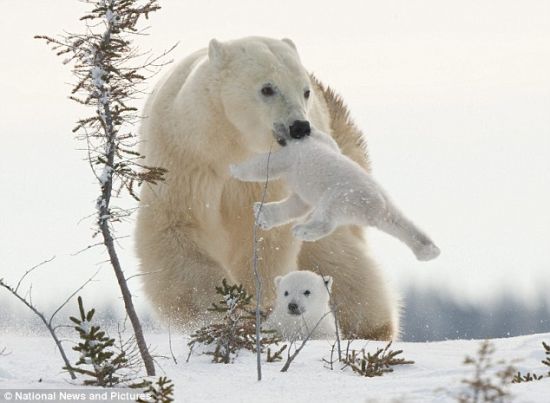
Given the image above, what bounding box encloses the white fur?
[136,36,399,339]
[266,271,336,340]
[231,128,440,261]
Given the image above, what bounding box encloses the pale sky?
[0,0,549,313]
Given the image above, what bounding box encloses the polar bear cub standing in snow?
[230,127,440,261]
[266,271,336,340]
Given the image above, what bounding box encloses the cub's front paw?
[253,202,271,230]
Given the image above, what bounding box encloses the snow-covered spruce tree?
[36,0,171,376]
[187,279,282,364]
[65,296,130,386]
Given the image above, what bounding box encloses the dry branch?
[251,145,273,380]
[280,311,331,372]
[0,261,99,380]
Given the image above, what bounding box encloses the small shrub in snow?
[512,341,550,383]
[543,341,550,371]
[187,279,282,364]
[136,377,175,403]
[65,296,132,386]
[457,340,515,403]
[341,341,414,377]
[512,371,544,383]
[266,345,288,363]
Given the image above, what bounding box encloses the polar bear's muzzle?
[289,120,311,139]
[273,120,311,146]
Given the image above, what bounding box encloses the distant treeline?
[401,289,550,341]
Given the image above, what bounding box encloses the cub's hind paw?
[292,222,330,242]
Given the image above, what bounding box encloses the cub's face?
[274,271,333,317]
[208,37,313,153]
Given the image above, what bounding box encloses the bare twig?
[70,236,129,256]
[125,268,165,282]
[316,267,341,361]
[0,262,100,380]
[14,256,55,293]
[49,269,100,326]
[168,317,177,365]
[323,341,336,370]
[251,145,273,381]
[280,311,331,372]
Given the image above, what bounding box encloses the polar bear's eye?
[261,85,275,97]
[304,290,311,296]
[304,90,310,99]
[284,291,289,297]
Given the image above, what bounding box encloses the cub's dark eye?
[304,290,311,296]
[261,85,275,96]
[304,90,310,99]
[284,291,289,297]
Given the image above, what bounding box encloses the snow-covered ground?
[1,331,548,402]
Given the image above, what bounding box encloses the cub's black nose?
[289,120,311,139]
[288,302,300,315]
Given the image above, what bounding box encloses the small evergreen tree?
[512,341,550,383]
[457,340,515,403]
[65,296,129,386]
[136,377,175,403]
[187,279,281,364]
[341,342,414,378]
[36,0,173,376]
[542,341,550,374]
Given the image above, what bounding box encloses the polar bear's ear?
[322,275,333,292]
[274,276,283,289]
[281,38,297,51]
[208,39,226,68]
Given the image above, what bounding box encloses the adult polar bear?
[135,36,398,340]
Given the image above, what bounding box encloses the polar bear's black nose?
[289,120,311,139]
[288,302,300,315]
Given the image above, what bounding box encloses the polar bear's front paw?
[292,222,331,242]
[414,242,441,261]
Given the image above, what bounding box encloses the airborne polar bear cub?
[230,127,440,261]
[266,271,336,340]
